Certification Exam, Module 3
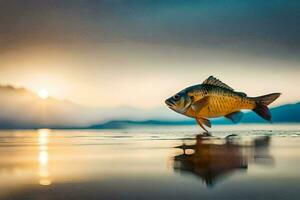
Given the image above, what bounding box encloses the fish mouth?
[165,99,176,108]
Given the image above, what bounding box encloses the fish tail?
[252,93,281,121]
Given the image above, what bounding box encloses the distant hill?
[0,85,94,128]
[0,85,181,129]
[88,102,300,129]
[89,120,196,129]
[242,102,300,123]
[0,84,299,129]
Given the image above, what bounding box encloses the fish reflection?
[173,134,273,187]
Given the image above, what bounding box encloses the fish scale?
[196,87,243,117]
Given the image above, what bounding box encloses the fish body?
[184,85,255,118]
[165,76,281,132]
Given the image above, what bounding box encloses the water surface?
[0,124,300,200]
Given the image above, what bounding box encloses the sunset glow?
[38,89,49,99]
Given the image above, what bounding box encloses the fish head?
[165,90,192,115]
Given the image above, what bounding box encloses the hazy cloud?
[0,0,299,59]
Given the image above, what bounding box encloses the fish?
[165,76,281,132]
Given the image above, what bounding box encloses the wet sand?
[0,124,299,200]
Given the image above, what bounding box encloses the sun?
[38,89,49,99]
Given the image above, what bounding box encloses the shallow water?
[0,124,300,200]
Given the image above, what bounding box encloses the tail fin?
[253,93,281,106]
[252,93,281,121]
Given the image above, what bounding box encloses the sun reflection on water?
[38,129,51,186]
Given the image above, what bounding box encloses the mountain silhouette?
[0,85,298,129]
[0,85,180,128]
[88,103,300,129]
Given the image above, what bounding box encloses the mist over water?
[0,124,299,200]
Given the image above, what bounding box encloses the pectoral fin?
[191,96,210,114]
[225,111,243,123]
[196,118,208,132]
[199,117,211,128]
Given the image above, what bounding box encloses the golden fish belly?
[197,95,255,118]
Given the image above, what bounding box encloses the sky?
[0,0,299,108]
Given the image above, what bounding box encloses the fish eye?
[190,96,194,100]
[173,94,180,100]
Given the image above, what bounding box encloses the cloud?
[0,1,299,107]
[0,0,299,59]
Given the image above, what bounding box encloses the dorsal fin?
[202,76,234,91]
[236,92,247,97]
